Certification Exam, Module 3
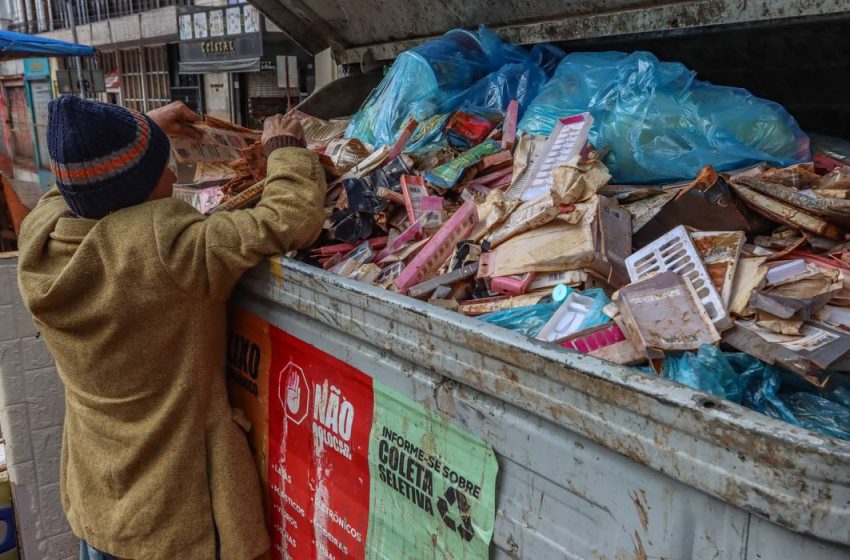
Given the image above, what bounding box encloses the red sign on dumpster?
[227,309,498,559]
[267,327,373,558]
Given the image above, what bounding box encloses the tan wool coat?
[17,147,326,560]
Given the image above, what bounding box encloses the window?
[118,45,171,112]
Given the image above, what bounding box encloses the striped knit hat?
[48,96,170,219]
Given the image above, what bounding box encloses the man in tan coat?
[16,96,326,559]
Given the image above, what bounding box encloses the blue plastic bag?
[454,61,548,121]
[530,43,566,77]
[461,28,558,117]
[518,51,810,184]
[820,386,850,409]
[651,347,850,441]
[729,354,801,425]
[346,27,520,149]
[658,345,744,403]
[479,302,559,338]
[346,29,494,148]
[346,26,561,152]
[781,393,850,441]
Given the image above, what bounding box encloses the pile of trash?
[171,27,850,441]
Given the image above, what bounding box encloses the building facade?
[0,0,318,185]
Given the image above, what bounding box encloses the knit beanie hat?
[47,96,170,219]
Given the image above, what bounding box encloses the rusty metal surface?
[249,0,850,63]
[237,259,850,555]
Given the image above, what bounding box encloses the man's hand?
[262,114,306,147]
[147,101,202,141]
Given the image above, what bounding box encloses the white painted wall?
[314,48,338,91]
[203,72,233,121]
[0,254,76,560]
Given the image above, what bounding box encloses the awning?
[179,58,260,74]
[0,29,95,60]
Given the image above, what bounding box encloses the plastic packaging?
[479,302,560,337]
[446,109,502,150]
[518,51,810,184]
[536,292,598,342]
[810,133,850,165]
[425,139,501,190]
[405,113,451,154]
[552,284,572,303]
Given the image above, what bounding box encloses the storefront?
[177,2,312,127]
[22,58,51,171]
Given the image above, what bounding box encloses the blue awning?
[0,30,95,60]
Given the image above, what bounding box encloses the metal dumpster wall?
[235,259,850,558]
[250,0,850,64]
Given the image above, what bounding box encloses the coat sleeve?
[153,147,326,301]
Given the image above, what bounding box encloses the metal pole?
[46,0,53,30]
[16,0,28,33]
[66,1,86,99]
[138,45,148,112]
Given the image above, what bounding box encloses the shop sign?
[177,3,262,72]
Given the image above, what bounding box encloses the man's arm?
[154,115,326,301]
[147,101,202,140]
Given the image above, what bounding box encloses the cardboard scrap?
[172,120,260,163]
[728,256,769,317]
[723,320,848,387]
[731,182,844,240]
[750,265,844,321]
[470,189,515,242]
[758,163,821,189]
[756,311,804,336]
[690,231,745,307]
[480,220,594,278]
[193,161,238,183]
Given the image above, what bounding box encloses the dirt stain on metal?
[632,530,648,560]
[629,488,650,533]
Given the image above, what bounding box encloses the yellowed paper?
[192,161,238,183]
[486,194,560,247]
[172,124,260,163]
[729,256,768,316]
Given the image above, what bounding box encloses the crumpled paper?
[552,158,612,205]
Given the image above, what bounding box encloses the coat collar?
[50,215,98,242]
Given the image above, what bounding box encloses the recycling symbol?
[437,486,475,542]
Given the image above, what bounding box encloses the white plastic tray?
[625,225,730,329]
